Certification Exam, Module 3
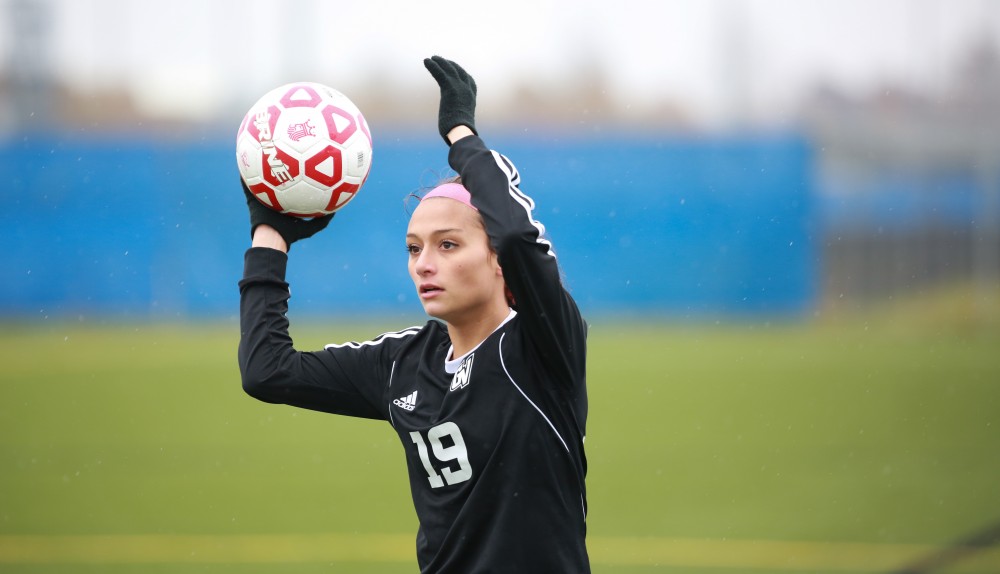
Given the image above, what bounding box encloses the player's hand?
[423,56,477,145]
[242,178,334,250]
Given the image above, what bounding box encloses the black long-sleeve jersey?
[238,135,590,573]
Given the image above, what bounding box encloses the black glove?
[242,179,333,250]
[423,56,477,144]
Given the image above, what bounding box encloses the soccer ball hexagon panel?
[236,82,373,217]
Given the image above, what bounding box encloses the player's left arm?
[448,131,587,387]
[424,56,586,386]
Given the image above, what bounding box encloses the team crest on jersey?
[393,390,417,411]
[450,354,474,392]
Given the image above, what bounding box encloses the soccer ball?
[236,82,373,217]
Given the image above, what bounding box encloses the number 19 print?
[409,422,473,488]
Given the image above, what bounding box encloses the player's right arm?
[237,179,391,420]
[238,246,394,420]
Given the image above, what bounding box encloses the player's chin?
[419,300,446,320]
[421,302,462,325]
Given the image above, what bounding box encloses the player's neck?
[446,302,511,359]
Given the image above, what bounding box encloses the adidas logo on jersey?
[393,391,418,411]
[450,353,474,392]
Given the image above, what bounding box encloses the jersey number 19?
[409,422,473,488]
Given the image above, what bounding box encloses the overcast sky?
[2,0,998,125]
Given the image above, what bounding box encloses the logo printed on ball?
[287,120,316,142]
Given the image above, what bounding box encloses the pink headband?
[421,183,478,211]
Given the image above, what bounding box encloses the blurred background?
[1,0,999,572]
[1,0,998,319]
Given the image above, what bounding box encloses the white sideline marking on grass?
[1,534,999,571]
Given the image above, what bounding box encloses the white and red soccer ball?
[236,82,373,217]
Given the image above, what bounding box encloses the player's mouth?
[419,283,444,300]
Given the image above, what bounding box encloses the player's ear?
[504,284,516,308]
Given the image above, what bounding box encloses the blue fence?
[1,131,816,319]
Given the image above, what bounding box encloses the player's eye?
[406,244,422,255]
[440,240,458,250]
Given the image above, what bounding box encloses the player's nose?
[414,249,436,275]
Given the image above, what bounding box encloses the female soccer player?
[238,56,590,573]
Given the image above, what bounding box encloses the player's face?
[406,198,506,325]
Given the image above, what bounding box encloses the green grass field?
[1,304,999,573]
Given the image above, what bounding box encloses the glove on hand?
[423,56,478,144]
[242,179,334,249]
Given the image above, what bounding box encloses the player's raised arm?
[237,178,394,419]
[423,56,587,387]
